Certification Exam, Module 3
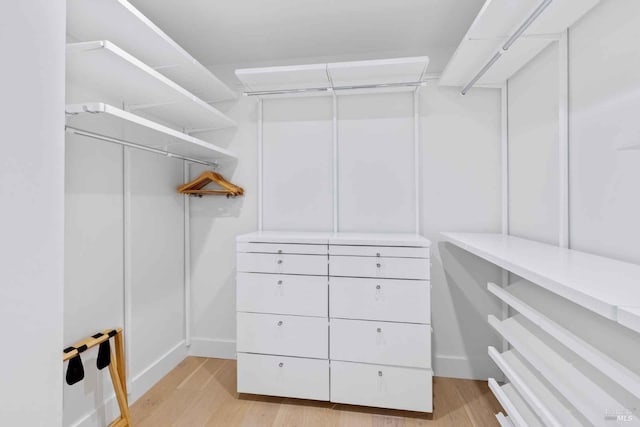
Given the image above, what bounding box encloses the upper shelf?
[66,41,236,132]
[66,103,236,163]
[236,64,330,93]
[441,232,640,323]
[440,0,601,87]
[67,0,235,103]
[235,56,430,96]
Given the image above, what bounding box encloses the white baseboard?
[189,337,236,359]
[69,340,188,427]
[129,340,188,401]
[434,354,503,381]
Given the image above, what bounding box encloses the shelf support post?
[558,30,570,249]
[332,93,339,232]
[501,82,510,354]
[257,98,264,231]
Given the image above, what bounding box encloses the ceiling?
[130,0,485,72]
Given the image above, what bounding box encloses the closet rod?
[461,0,553,95]
[65,126,217,167]
[243,80,429,97]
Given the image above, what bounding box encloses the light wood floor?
[129,357,503,427]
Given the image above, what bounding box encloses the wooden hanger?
[177,171,244,198]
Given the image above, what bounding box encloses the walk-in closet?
[2,0,640,426]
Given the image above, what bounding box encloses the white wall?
[505,0,640,265]
[420,85,503,379]
[189,97,258,358]
[0,0,65,425]
[190,87,504,380]
[508,43,560,245]
[64,72,190,427]
[262,97,333,231]
[64,139,189,426]
[129,151,186,382]
[568,0,640,264]
[64,138,125,427]
[338,92,416,232]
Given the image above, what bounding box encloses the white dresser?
[236,231,432,412]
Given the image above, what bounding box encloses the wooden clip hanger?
[178,170,244,198]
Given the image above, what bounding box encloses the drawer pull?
[378,370,383,377]
[375,284,381,290]
[377,328,382,333]
[277,321,283,326]
[376,263,381,268]
[376,252,381,257]
[277,280,283,285]
[278,362,284,367]
[277,249,283,254]
[277,260,283,264]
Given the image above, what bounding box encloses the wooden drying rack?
[63,328,130,427]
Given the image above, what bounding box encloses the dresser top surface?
[237,231,431,247]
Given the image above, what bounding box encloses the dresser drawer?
[330,277,429,324]
[237,313,328,359]
[237,273,327,317]
[329,245,429,259]
[330,361,433,412]
[329,255,429,280]
[330,319,431,368]
[237,252,327,275]
[238,242,327,255]
[238,353,329,401]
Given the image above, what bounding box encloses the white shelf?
[65,103,236,163]
[489,281,640,400]
[235,56,430,96]
[440,0,601,87]
[236,64,330,92]
[441,232,640,322]
[489,314,640,426]
[495,412,514,427]
[67,0,235,103]
[488,379,542,427]
[66,41,236,132]
[618,307,640,335]
[328,57,430,88]
[489,347,584,426]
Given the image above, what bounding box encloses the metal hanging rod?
[461,0,553,95]
[65,126,218,167]
[243,80,430,97]
[461,52,503,95]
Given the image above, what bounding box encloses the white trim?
[257,98,264,231]
[558,30,569,248]
[188,338,237,360]
[183,161,191,347]
[434,354,501,380]
[122,146,132,393]
[68,341,188,427]
[129,341,189,400]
